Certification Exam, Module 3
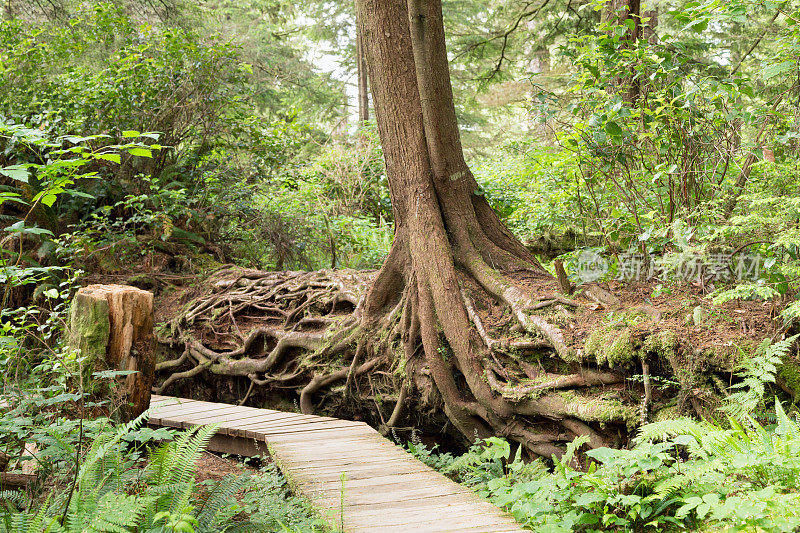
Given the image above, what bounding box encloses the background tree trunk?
[604,0,642,102]
[356,16,369,124]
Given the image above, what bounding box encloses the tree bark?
[352,0,577,452]
[356,12,369,124]
[604,0,643,102]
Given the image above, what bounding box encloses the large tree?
[157,0,773,458]
[350,0,595,454]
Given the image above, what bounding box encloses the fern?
[720,335,798,418]
[141,423,218,524]
[0,491,28,511]
[195,475,247,531]
[0,418,233,533]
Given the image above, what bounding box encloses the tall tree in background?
[355,10,369,123]
[604,0,642,102]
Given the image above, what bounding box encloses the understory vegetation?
[3,0,800,530]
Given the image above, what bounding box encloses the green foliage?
[404,439,456,473]
[238,463,328,532]
[426,397,800,532]
[720,335,799,418]
[0,416,327,533]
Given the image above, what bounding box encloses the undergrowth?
[406,338,800,532]
[0,415,328,533]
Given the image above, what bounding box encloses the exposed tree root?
[153,259,776,461]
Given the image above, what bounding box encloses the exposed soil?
[193,451,258,486]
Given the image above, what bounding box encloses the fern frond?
[196,475,247,530]
[654,457,727,495]
[220,522,269,533]
[0,491,29,510]
[720,335,799,417]
[634,417,709,445]
[173,425,218,488]
[85,492,153,533]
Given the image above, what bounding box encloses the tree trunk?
[351,0,578,454]
[604,0,642,102]
[355,11,369,124]
[68,285,155,420]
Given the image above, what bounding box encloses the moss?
[621,310,649,327]
[191,253,224,274]
[642,330,678,358]
[606,329,637,367]
[778,360,800,396]
[584,328,606,359]
[559,390,639,428]
[585,327,639,367]
[67,293,111,365]
[126,274,156,291]
[653,405,681,422]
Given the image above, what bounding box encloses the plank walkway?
[148,395,526,533]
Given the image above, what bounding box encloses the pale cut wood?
[148,395,524,532]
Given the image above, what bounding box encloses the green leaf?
[40,193,58,207]
[128,147,152,158]
[605,121,623,136]
[0,164,30,183]
[4,221,53,236]
[96,153,121,164]
[575,492,606,507]
[762,61,794,80]
[122,130,140,138]
[586,447,617,463]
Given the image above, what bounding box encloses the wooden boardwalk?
[148,395,525,533]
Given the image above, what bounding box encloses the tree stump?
[68,284,155,420]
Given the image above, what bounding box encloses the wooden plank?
[269,433,395,450]
[247,421,368,439]
[193,409,286,436]
[313,490,482,512]
[274,452,421,468]
[348,519,522,533]
[275,453,428,472]
[226,413,329,437]
[233,414,342,432]
[260,424,375,439]
[279,462,432,482]
[149,396,200,408]
[295,470,449,491]
[340,503,507,523]
[167,405,254,426]
[150,401,230,418]
[281,460,431,480]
